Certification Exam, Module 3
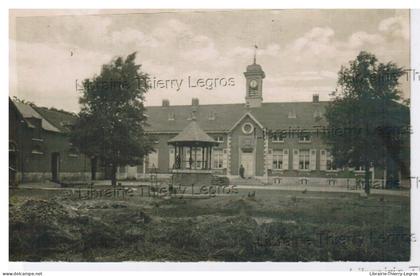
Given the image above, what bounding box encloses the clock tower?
[244,48,265,108]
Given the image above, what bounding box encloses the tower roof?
[246,63,263,72]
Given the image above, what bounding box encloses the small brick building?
[9,99,102,185]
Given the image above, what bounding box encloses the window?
[213,149,224,169]
[147,150,158,169]
[31,145,44,155]
[313,110,323,119]
[215,136,224,143]
[272,133,284,143]
[288,110,296,119]
[28,118,42,140]
[188,110,197,120]
[208,112,216,120]
[299,133,311,143]
[168,112,175,121]
[355,166,365,172]
[326,150,337,171]
[299,149,310,170]
[272,150,283,170]
[68,146,79,158]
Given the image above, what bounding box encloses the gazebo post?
[180,146,183,169]
[194,146,197,169]
[181,146,185,169]
[189,146,192,169]
[206,146,210,169]
[173,146,175,169]
[201,147,205,170]
[209,146,212,169]
[206,146,209,169]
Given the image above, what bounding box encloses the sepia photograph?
[7,8,414,266]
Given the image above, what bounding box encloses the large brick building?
[117,61,409,186]
[9,60,409,186]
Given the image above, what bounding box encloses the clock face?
[249,80,258,89]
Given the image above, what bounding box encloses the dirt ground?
[9,185,410,262]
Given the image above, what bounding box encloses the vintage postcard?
[7,9,416,270]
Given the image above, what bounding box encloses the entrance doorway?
[51,152,60,182]
[240,152,255,177]
[91,157,97,180]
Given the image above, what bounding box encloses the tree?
[70,52,153,186]
[324,51,409,194]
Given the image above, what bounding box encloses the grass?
[9,186,410,262]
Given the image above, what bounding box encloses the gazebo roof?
[168,119,219,146]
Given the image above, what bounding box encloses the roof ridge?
[145,100,331,108]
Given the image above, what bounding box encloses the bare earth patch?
[9,187,410,262]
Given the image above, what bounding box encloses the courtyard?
[9,181,410,262]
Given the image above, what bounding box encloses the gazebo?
[168,119,219,186]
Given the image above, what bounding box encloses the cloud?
[291,27,335,54]
[347,31,385,49]
[111,28,159,49]
[11,11,410,111]
[379,16,409,41]
[181,36,220,62]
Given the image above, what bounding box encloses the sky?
[10,9,410,112]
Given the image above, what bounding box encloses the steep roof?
[12,100,77,133]
[33,106,77,133]
[168,120,218,145]
[144,101,330,133]
[13,101,61,132]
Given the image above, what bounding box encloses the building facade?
[9,60,409,186]
[117,61,409,186]
[9,99,102,184]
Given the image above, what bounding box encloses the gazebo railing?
[173,160,212,170]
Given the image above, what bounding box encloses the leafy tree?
[324,51,409,194]
[70,52,153,186]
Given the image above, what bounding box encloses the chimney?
[192,98,199,106]
[312,94,319,103]
[162,99,170,107]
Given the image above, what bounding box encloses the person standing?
[239,164,245,179]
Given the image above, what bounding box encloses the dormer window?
[313,110,323,119]
[60,121,73,128]
[299,133,311,143]
[168,112,175,121]
[215,136,224,143]
[272,133,284,143]
[187,110,197,120]
[208,111,216,120]
[288,110,296,119]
